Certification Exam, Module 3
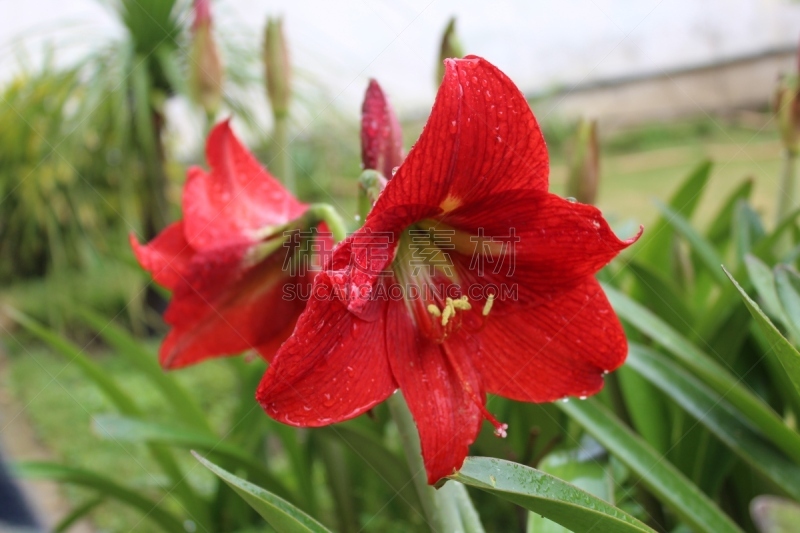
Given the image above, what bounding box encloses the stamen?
[441,303,454,326]
[482,293,495,316]
[427,304,441,317]
[452,295,471,310]
[472,398,508,439]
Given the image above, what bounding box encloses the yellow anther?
[441,303,454,326]
[482,294,496,317]
[452,295,471,311]
[427,304,442,317]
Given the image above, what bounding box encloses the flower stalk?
[777,149,798,225]
[264,17,295,192]
[386,392,450,532]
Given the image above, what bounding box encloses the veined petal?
[160,244,304,368]
[182,120,307,250]
[256,289,397,426]
[385,299,484,484]
[445,189,640,291]
[474,277,627,402]
[368,55,548,231]
[129,222,194,290]
[361,79,404,179]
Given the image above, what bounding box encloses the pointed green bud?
[189,0,223,115]
[776,76,800,155]
[264,17,292,119]
[566,119,600,205]
[436,17,464,84]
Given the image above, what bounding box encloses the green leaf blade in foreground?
[603,284,800,465]
[559,399,743,533]
[725,267,800,399]
[627,344,800,500]
[193,451,332,533]
[449,457,653,533]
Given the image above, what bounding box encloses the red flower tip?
[193,0,212,29]
[625,225,645,245]
[361,79,404,180]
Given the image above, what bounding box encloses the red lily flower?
[131,121,323,369]
[361,79,404,179]
[257,56,640,483]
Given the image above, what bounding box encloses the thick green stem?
[307,203,347,243]
[450,482,486,533]
[386,393,447,531]
[357,169,386,223]
[273,113,295,194]
[776,148,797,226]
[386,397,485,532]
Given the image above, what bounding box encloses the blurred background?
[2,1,800,531]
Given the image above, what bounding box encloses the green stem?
[387,392,461,532]
[273,113,295,194]
[450,482,486,533]
[384,405,485,532]
[307,204,347,243]
[357,169,386,223]
[776,148,797,226]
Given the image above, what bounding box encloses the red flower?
[131,121,321,369]
[256,56,640,483]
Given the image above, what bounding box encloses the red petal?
[129,222,194,290]
[385,299,484,484]
[361,79,404,179]
[368,56,548,230]
[160,245,305,368]
[182,120,307,250]
[256,285,397,426]
[474,277,627,402]
[444,189,639,291]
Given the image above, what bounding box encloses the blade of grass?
[559,399,742,533]
[603,284,800,465]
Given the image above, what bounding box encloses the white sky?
[1,0,799,123]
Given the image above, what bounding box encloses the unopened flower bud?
[566,119,600,205]
[361,79,404,180]
[436,17,464,83]
[264,17,291,118]
[775,75,800,154]
[189,0,223,115]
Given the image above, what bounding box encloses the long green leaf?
[627,344,800,499]
[4,307,209,525]
[774,266,800,341]
[193,452,332,533]
[320,425,422,515]
[654,201,726,284]
[603,284,800,464]
[706,178,754,244]
[449,457,653,533]
[745,255,786,321]
[725,268,800,399]
[559,399,742,533]
[637,160,712,272]
[92,415,294,502]
[55,497,105,533]
[76,307,210,432]
[15,462,184,532]
[3,306,140,414]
